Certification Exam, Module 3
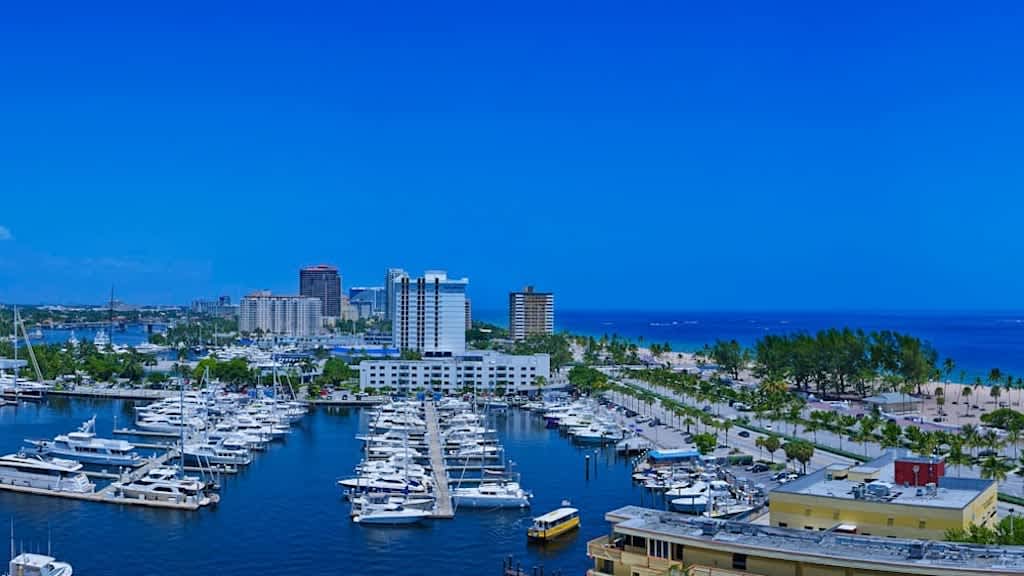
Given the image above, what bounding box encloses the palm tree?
[942,358,955,382]
[721,420,733,446]
[992,385,1002,407]
[989,368,1003,389]
[859,415,881,457]
[962,386,973,416]
[980,455,1012,483]
[961,424,980,457]
[836,414,857,452]
[946,441,970,475]
[1007,424,1022,460]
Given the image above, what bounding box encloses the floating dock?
[424,401,454,519]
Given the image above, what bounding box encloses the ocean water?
[0,398,642,575]
[477,309,1024,381]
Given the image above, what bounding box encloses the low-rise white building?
[358,351,552,394]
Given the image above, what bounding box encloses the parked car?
[737,430,750,438]
[746,463,769,473]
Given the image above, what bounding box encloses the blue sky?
[0,1,1021,310]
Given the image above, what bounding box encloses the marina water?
[0,397,642,575]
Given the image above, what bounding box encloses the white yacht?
[134,342,167,354]
[448,443,500,458]
[27,416,141,467]
[183,442,252,466]
[136,414,205,433]
[112,467,212,506]
[349,493,435,517]
[452,481,532,508]
[93,329,111,348]
[6,553,74,576]
[0,453,94,493]
[338,475,431,495]
[353,503,431,525]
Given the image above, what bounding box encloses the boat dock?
[49,388,179,400]
[0,448,215,511]
[424,401,454,519]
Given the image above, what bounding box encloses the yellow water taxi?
[527,507,579,541]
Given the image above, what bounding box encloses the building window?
[777,522,787,528]
[887,518,895,527]
[732,553,747,570]
[648,539,668,559]
[919,520,927,529]
[599,559,614,574]
[804,526,814,531]
[833,510,840,520]
[804,508,812,516]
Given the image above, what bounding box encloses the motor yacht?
[112,467,212,506]
[353,503,431,525]
[337,474,431,495]
[452,481,532,508]
[5,553,74,576]
[0,453,94,493]
[26,416,141,467]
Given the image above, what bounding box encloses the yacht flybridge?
[27,416,141,467]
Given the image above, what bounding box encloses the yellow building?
[769,451,997,540]
[587,506,1024,576]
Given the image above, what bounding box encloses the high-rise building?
[349,286,387,317]
[384,268,407,321]
[239,291,323,337]
[509,286,554,341]
[299,265,341,318]
[392,270,468,356]
[190,296,238,318]
[465,298,472,331]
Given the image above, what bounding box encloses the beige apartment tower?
[509,286,554,341]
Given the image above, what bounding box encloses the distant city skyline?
[1,3,1022,311]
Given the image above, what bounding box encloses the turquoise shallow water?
[0,397,642,575]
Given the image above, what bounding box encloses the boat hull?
[353,513,429,525]
[453,496,530,508]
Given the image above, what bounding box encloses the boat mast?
[179,365,185,478]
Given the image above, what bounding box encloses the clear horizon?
[1,2,1022,310]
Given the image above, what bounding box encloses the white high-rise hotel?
[392,270,468,356]
[239,291,322,337]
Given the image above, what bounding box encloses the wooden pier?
[424,401,454,519]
